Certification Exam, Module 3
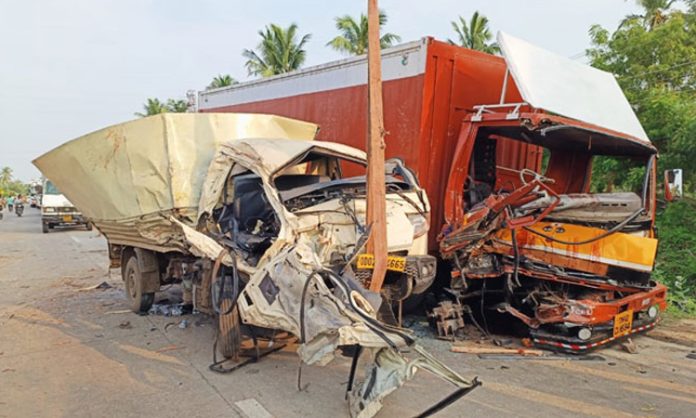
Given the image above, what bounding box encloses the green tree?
[587,5,696,190]
[207,74,237,90]
[243,23,311,77]
[0,167,12,185]
[327,11,401,55]
[621,0,677,30]
[448,11,499,54]
[135,97,188,117]
[166,99,189,113]
[135,98,168,117]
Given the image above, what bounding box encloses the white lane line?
[234,398,274,418]
[69,234,81,244]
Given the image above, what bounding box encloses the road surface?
[1,208,695,417]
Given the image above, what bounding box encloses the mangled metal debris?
[33,113,477,417]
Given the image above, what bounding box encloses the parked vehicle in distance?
[198,32,667,352]
[40,180,91,233]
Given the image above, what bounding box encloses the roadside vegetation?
[0,166,29,196]
[587,0,696,314]
[654,197,696,315]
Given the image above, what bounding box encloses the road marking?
[624,386,696,405]
[485,382,636,418]
[540,361,696,396]
[235,398,274,418]
[69,234,81,244]
[468,397,525,416]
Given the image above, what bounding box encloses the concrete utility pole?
[366,0,388,291]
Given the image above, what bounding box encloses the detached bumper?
[531,316,660,353]
[522,282,668,353]
[42,214,87,226]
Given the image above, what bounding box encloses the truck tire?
[42,223,49,233]
[123,255,155,313]
[218,298,242,360]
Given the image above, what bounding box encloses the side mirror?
[664,169,683,202]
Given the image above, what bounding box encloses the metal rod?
[499,68,509,105]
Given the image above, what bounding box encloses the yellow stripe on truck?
[495,222,657,272]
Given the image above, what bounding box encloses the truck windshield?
[44,181,60,195]
[274,152,413,211]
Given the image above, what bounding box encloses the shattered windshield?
[275,151,414,212]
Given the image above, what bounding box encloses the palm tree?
[135,98,168,117]
[207,74,237,90]
[0,167,12,185]
[327,11,401,56]
[243,23,311,77]
[448,11,500,54]
[166,99,189,113]
[621,0,676,30]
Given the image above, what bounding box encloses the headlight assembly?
[407,214,428,238]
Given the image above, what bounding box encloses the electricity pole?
[366,0,388,291]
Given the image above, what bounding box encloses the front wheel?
[42,223,49,233]
[123,255,155,313]
[85,222,93,231]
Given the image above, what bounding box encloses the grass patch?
[654,197,696,316]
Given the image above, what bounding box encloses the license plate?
[613,309,634,337]
[62,215,73,222]
[357,254,406,272]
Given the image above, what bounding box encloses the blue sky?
[0,0,644,181]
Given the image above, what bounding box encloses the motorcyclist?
[15,195,25,217]
[7,195,14,212]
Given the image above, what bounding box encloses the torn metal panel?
[32,113,318,251]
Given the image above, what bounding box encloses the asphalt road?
[1,208,695,418]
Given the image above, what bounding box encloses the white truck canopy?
[498,31,650,143]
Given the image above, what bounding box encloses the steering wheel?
[519,168,555,185]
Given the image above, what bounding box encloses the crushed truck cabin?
[32,113,478,418]
[198,32,668,351]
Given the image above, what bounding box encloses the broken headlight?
[407,213,428,238]
[568,302,593,317]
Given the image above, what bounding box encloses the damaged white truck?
[33,113,478,417]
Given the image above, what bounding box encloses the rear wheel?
[123,255,155,313]
[218,299,242,359]
[85,222,93,231]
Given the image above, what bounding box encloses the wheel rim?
[126,267,137,300]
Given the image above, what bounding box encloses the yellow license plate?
[613,309,633,337]
[357,254,406,272]
[63,215,73,222]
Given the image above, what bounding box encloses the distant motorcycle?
[15,202,24,217]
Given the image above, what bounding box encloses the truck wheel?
[218,299,242,359]
[123,255,155,313]
[42,223,49,233]
[85,222,93,231]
